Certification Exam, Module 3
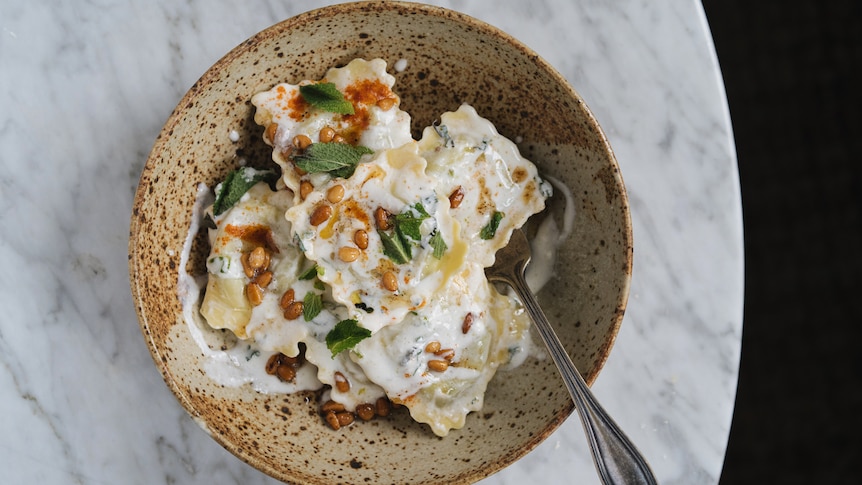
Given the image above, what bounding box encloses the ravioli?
[199,59,551,436]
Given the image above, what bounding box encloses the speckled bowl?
[129,2,632,484]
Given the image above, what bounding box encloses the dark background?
[700,1,861,483]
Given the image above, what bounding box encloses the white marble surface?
[0,0,742,483]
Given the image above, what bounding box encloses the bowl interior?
[129,2,632,484]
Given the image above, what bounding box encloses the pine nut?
[449,186,465,209]
[276,364,296,382]
[428,359,449,372]
[265,353,282,375]
[279,288,295,310]
[462,312,474,334]
[254,270,273,288]
[335,411,354,427]
[381,271,398,292]
[325,410,341,430]
[310,205,333,226]
[356,403,375,421]
[377,97,396,111]
[293,134,312,149]
[332,134,345,144]
[435,348,456,362]
[353,229,369,249]
[321,400,346,413]
[424,341,441,354]
[375,397,392,417]
[334,371,350,392]
[375,207,392,230]
[326,184,345,203]
[338,246,361,262]
[319,126,335,143]
[284,301,303,320]
[264,123,278,144]
[246,283,264,306]
[300,180,314,200]
[241,252,255,278]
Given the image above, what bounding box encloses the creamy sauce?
[181,59,572,437]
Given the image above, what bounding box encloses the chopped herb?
[293,233,307,252]
[313,280,325,291]
[212,167,277,216]
[299,82,354,114]
[245,346,260,361]
[355,302,374,313]
[303,292,322,321]
[429,229,447,259]
[432,121,454,148]
[293,142,374,178]
[379,229,411,264]
[325,319,371,357]
[298,265,318,280]
[480,211,504,240]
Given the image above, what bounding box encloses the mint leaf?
[429,229,447,259]
[299,82,354,114]
[303,292,322,321]
[298,265,318,281]
[480,211,504,240]
[325,319,371,357]
[394,203,430,241]
[212,168,277,216]
[379,229,411,264]
[293,143,373,178]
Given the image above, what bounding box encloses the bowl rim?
[129,1,633,483]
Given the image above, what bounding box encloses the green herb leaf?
[429,230,447,259]
[299,82,354,114]
[303,292,322,321]
[298,265,318,281]
[212,168,277,216]
[433,121,455,148]
[394,203,430,241]
[355,302,374,313]
[293,142,373,179]
[480,211,504,240]
[379,229,411,264]
[325,319,371,357]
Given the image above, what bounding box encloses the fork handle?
[507,267,658,485]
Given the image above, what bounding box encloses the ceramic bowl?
[129,2,632,483]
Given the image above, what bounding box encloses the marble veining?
[0,0,742,484]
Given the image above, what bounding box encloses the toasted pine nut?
[276,364,296,382]
[375,397,392,417]
[462,312,474,334]
[424,341,441,354]
[310,205,333,226]
[334,371,350,392]
[248,246,267,270]
[279,288,295,310]
[353,229,369,249]
[293,134,312,149]
[338,246,361,262]
[284,301,303,320]
[428,359,449,372]
[254,270,273,288]
[381,271,398,292]
[375,207,392,230]
[336,411,354,427]
[241,252,255,278]
[449,186,465,209]
[332,134,345,144]
[246,282,264,306]
[265,353,282,375]
[319,126,335,143]
[321,400,346,413]
[326,184,345,203]
[265,123,278,144]
[377,97,396,111]
[356,403,375,421]
[435,348,456,361]
[300,180,314,200]
[324,410,341,430]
